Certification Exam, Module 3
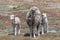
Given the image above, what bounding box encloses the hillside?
[1,0,60,5]
[0,0,60,40]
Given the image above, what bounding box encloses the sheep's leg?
[30,26,32,37]
[41,26,44,35]
[30,26,36,38]
[37,24,40,36]
[32,26,36,38]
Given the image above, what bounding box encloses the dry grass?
[0,33,60,40]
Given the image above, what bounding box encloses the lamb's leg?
[44,23,48,34]
[12,24,15,35]
[17,24,21,35]
[15,25,17,36]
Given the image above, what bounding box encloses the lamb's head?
[42,13,47,18]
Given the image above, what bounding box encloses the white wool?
[42,13,48,23]
[10,15,15,20]
[30,6,39,11]
[10,15,20,24]
[42,13,47,17]
[14,17,20,24]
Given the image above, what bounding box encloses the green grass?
[10,3,32,11]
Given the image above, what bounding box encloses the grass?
[10,3,31,11]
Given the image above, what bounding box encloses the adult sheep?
[26,6,41,38]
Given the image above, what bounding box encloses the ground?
[0,33,60,40]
